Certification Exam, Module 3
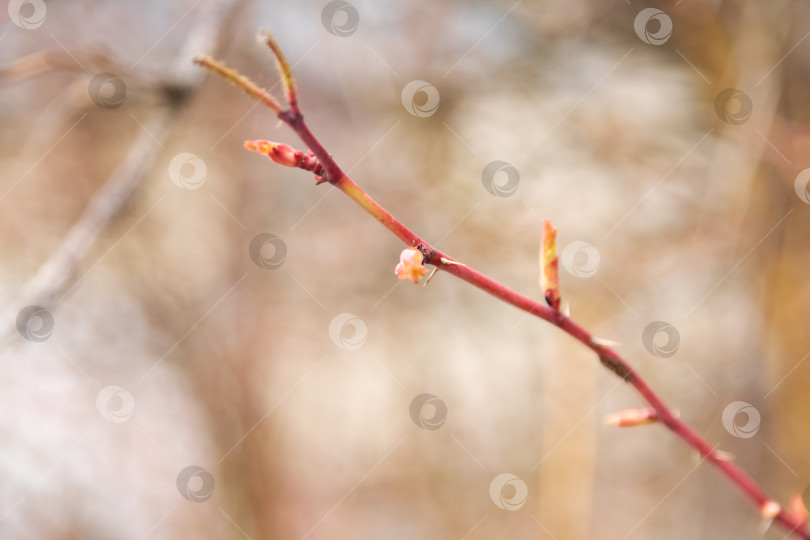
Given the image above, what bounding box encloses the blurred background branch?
[0,0,237,340]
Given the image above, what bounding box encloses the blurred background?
[1,0,809,538]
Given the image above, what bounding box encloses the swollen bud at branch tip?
[540,219,561,310]
[244,139,302,167]
[395,248,427,284]
[605,408,657,428]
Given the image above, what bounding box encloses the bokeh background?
[1,1,810,538]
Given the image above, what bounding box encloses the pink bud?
[605,408,657,428]
[761,500,781,519]
[540,219,560,310]
[395,248,427,284]
[244,140,302,167]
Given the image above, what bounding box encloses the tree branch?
[195,30,810,539]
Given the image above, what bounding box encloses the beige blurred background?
[1,1,810,538]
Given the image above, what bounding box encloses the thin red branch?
[195,36,810,539]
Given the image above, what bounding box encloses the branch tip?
[258,28,299,115]
[540,219,560,310]
[193,55,282,114]
[244,139,326,180]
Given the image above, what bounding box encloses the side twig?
[194,30,810,539]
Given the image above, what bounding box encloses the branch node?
[414,243,435,265]
[599,354,635,382]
